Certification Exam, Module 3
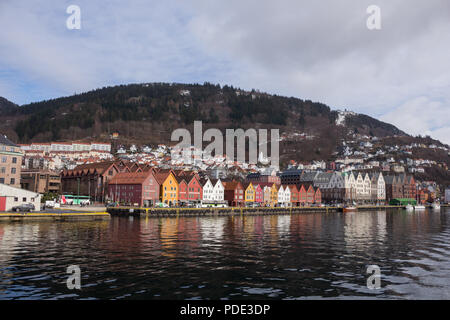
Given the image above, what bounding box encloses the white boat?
[432,203,441,210]
[414,205,426,210]
[405,204,414,211]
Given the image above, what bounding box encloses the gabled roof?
[314,172,333,184]
[154,169,175,185]
[300,172,318,182]
[223,181,242,191]
[63,161,117,176]
[109,171,154,185]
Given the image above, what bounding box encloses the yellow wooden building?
[155,169,178,205]
[244,182,255,203]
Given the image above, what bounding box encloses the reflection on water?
[0,209,450,299]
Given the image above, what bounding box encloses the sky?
[0,0,449,144]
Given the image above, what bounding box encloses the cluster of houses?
[60,160,323,207]
[57,159,430,208]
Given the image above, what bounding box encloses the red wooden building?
[254,184,263,203]
[177,177,189,204]
[108,169,159,206]
[187,175,202,201]
[289,185,299,206]
[223,181,244,207]
[314,187,322,204]
[298,185,307,205]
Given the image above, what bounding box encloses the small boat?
[405,204,414,211]
[343,206,357,213]
[432,202,441,210]
[414,205,426,210]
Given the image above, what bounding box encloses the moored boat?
[432,202,441,210]
[343,206,357,213]
[405,204,414,211]
[414,205,426,210]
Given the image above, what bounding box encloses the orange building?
[155,169,179,206]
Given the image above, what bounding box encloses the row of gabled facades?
[58,160,420,206]
[59,160,321,207]
[278,170,418,204]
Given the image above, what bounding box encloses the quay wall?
[107,205,406,218]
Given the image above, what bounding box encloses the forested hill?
[0,96,17,114]
[0,82,408,162]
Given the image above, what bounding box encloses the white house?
[283,185,291,207]
[202,178,215,202]
[277,185,291,207]
[212,179,224,202]
[371,172,386,203]
[343,172,357,202]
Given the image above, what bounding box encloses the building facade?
[0,135,23,188]
[21,169,61,194]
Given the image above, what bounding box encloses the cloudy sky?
[0,0,449,144]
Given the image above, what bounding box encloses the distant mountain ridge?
[0,96,18,113]
[0,82,426,164]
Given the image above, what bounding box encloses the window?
[12,157,17,164]
[14,197,18,202]
[11,168,16,174]
[10,178,15,185]
[0,167,5,173]
[1,156,6,163]
[0,178,4,184]
[23,197,26,202]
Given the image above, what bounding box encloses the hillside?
[0,82,410,165]
[0,96,17,114]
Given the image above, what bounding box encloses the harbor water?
[0,208,449,299]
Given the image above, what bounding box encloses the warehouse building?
[0,183,41,212]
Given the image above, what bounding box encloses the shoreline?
[0,211,110,221]
[106,205,438,218]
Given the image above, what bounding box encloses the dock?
[0,210,110,221]
[107,205,408,218]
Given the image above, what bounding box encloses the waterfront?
[0,208,449,299]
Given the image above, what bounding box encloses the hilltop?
[1,82,448,164]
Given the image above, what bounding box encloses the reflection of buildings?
[199,218,225,245]
[277,215,291,237]
[160,218,178,256]
[344,211,387,247]
[0,224,40,267]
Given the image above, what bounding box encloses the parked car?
[155,202,169,208]
[106,202,118,208]
[11,203,35,212]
